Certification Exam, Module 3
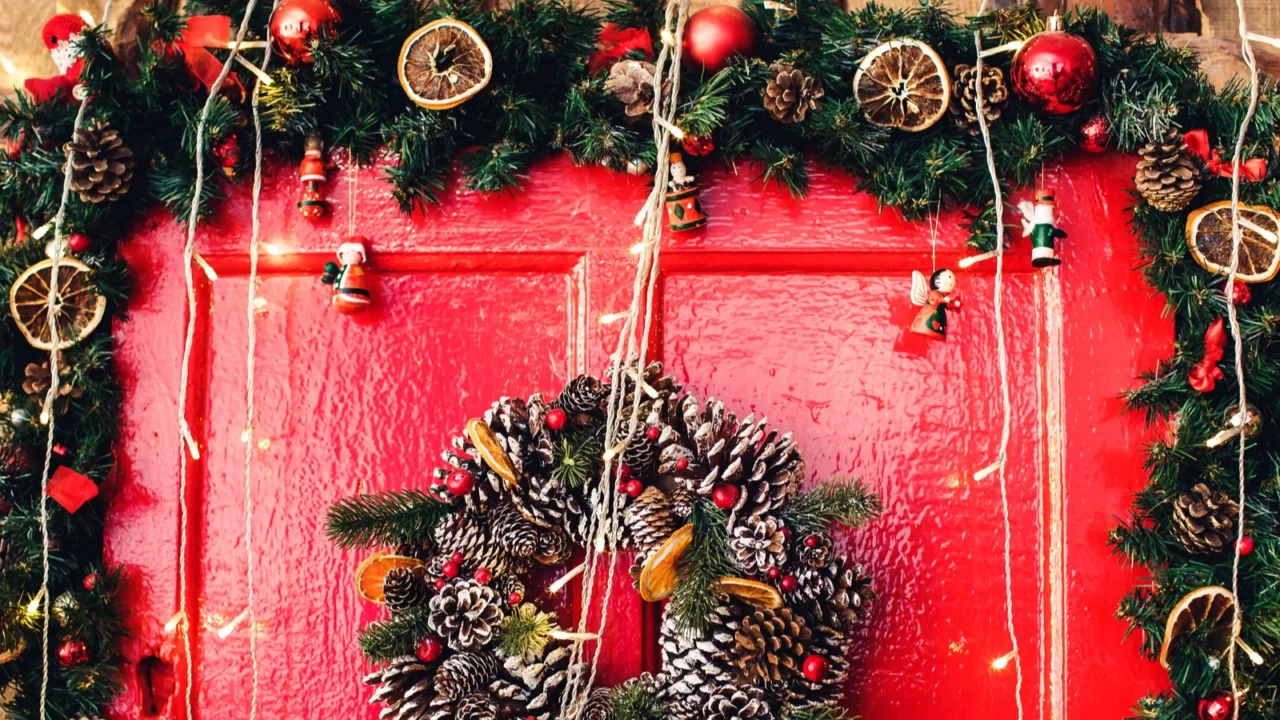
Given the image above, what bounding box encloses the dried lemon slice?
[713,576,783,609]
[1186,201,1280,284]
[8,258,106,350]
[465,418,519,488]
[398,19,493,111]
[853,39,951,132]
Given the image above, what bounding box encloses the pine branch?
[611,678,666,720]
[780,478,881,534]
[552,428,604,488]
[325,489,454,549]
[496,604,558,659]
[668,502,739,635]
[358,606,432,662]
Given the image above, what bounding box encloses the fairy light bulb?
[164,611,185,633]
[992,650,1018,670]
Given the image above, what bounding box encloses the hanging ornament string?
[174,1,261,716]
[38,4,116,717]
[973,8,1024,720]
[348,154,359,238]
[1225,2,1260,716]
[559,0,690,715]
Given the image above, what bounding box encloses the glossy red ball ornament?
[441,561,460,579]
[445,469,474,496]
[1079,113,1110,153]
[1198,691,1235,720]
[684,6,757,74]
[270,0,341,65]
[711,482,740,510]
[1238,536,1255,556]
[1229,282,1252,306]
[802,654,829,682]
[624,479,644,498]
[1010,16,1097,115]
[82,572,97,591]
[767,567,780,580]
[545,408,568,431]
[508,591,524,605]
[415,636,444,663]
[780,575,798,592]
[67,232,90,253]
[57,639,89,667]
[434,578,447,591]
[450,552,464,564]
[682,135,715,157]
[474,567,492,584]
[675,457,689,471]
[646,426,660,440]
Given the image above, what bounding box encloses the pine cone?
[22,358,82,405]
[763,64,823,124]
[456,691,498,720]
[437,651,500,702]
[793,556,869,629]
[797,533,833,568]
[395,539,433,561]
[384,566,430,615]
[703,683,775,720]
[64,121,134,203]
[431,509,523,580]
[576,686,616,720]
[618,416,659,476]
[734,607,810,684]
[1135,128,1203,212]
[490,502,540,559]
[730,516,788,574]
[657,602,741,720]
[607,60,660,117]
[554,374,608,422]
[949,63,1008,134]
[1172,483,1240,554]
[626,486,678,559]
[668,487,695,518]
[495,643,584,720]
[365,656,436,718]
[428,579,505,651]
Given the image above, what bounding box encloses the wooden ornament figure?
[320,237,372,314]
[298,135,328,220]
[910,268,961,339]
[664,152,706,232]
[1019,188,1066,267]
[25,15,89,104]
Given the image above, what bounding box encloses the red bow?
[1183,129,1267,182]
[1188,317,1227,393]
[176,16,245,100]
[588,25,655,75]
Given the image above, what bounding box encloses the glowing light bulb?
[216,607,251,639]
[164,611,185,633]
[548,562,587,594]
[262,243,285,256]
[629,242,647,255]
[0,55,16,76]
[78,10,95,25]
[256,437,271,451]
[599,311,630,325]
[25,590,44,618]
[992,650,1018,670]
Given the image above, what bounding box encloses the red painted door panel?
[107,153,1168,719]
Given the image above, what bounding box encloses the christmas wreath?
[325,362,880,720]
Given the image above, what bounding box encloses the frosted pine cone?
[730,516,788,574]
[383,567,430,614]
[428,579,505,651]
[703,684,775,720]
[436,651,500,702]
[797,533,833,568]
[554,375,608,421]
[456,691,498,720]
[734,607,810,683]
[365,656,435,717]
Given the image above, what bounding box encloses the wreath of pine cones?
[337,363,879,720]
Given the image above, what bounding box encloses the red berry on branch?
[442,561,460,579]
[1229,282,1251,306]
[802,654,829,682]
[434,578,447,591]
[624,479,644,498]
[804,535,819,548]
[712,483,740,510]
[780,575,797,592]
[67,232,90,253]
[767,567,780,580]
[675,457,689,471]
[415,636,443,663]
[474,567,492,584]
[445,469,474,496]
[1238,536,1255,557]
[450,552,464,564]
[508,591,523,605]
[545,408,568,431]
[82,572,97,591]
[617,465,632,482]
[646,426,660,440]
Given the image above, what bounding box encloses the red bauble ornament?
[780,575,797,592]
[682,135,715,157]
[270,0,342,65]
[766,567,780,580]
[474,567,492,584]
[802,654,829,682]
[1010,16,1097,115]
[67,232,90,253]
[82,572,98,591]
[1238,536,1255,556]
[711,482,740,510]
[684,6,757,74]
[450,552,464,564]
[57,639,89,667]
[441,561,460,579]
[508,591,524,605]
[545,408,568,431]
[1229,282,1252,306]
[1198,691,1235,720]
[1079,114,1110,153]
[624,479,644,498]
[646,426,660,440]
[415,636,444,663]
[445,469,474,496]
[434,578,447,591]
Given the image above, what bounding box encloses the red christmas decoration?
[24,15,89,104]
[779,575,797,592]
[711,482,740,510]
[441,561,460,579]
[588,24,654,75]
[57,639,89,667]
[1188,318,1227,393]
[450,552,464,564]
[82,572,98,591]
[473,567,492,584]
[1238,536,1255,556]
[270,0,341,65]
[645,426,660,440]
[213,135,240,176]
[1079,114,1110,153]
[507,591,523,605]
[67,232,90,253]
[172,16,248,100]
[617,465,632,482]
[804,535,819,548]
[47,466,98,514]
[297,135,328,220]
[683,6,757,74]
[682,135,715,157]
[675,457,689,471]
[801,654,829,682]
[624,479,643,498]
[319,238,372,315]
[415,636,443,663]
[1184,129,1268,182]
[544,408,567,431]
[445,469,474,496]
[433,578,447,591]
[1229,282,1252,306]
[1010,15,1097,115]
[766,567,780,580]
[1198,691,1235,720]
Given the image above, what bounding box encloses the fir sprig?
[552,428,605,488]
[358,606,432,662]
[779,478,882,534]
[669,502,740,634]
[611,679,667,720]
[497,604,558,660]
[324,489,454,549]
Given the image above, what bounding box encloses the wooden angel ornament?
[910,268,961,339]
[1019,188,1066,267]
[320,237,372,315]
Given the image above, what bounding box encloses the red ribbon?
[176,16,245,100]
[1183,129,1267,182]
[1188,317,1227,393]
[588,25,655,75]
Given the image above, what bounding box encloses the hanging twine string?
[39,4,116,717]
[973,12,1024,720]
[348,153,359,238]
[175,1,261,716]
[1225,3,1260,717]
[558,0,690,716]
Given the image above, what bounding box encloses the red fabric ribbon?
[1188,317,1227,393]
[588,24,655,75]
[1183,129,1268,182]
[176,16,245,100]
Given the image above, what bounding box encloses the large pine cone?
[364,656,435,718]
[625,486,677,560]
[64,121,134,203]
[606,60,659,117]
[1135,128,1203,212]
[703,684,775,720]
[456,691,498,720]
[494,643,584,720]
[437,651,500,702]
[730,516,788,574]
[949,63,1008,134]
[763,64,823,124]
[793,555,869,629]
[575,686,616,720]
[1172,483,1240,554]
[554,375,608,421]
[489,502,540,559]
[428,579,504,651]
[734,607,810,684]
[657,602,741,720]
[383,567,430,615]
[431,509,523,579]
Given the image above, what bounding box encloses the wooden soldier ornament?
[298,135,328,220]
[320,237,372,314]
[910,268,961,339]
[664,152,706,232]
[1019,188,1066,267]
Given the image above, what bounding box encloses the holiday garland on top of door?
[325,363,881,720]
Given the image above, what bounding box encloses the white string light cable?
[174,2,261,716]
[558,1,690,715]
[972,10,1024,720]
[37,4,116,717]
[1226,3,1262,717]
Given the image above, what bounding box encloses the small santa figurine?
[25,15,89,104]
[664,152,706,232]
[297,135,328,220]
[1019,188,1066,268]
[320,238,371,315]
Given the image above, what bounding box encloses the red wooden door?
[106,152,1169,719]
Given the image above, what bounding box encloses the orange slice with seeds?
[638,524,693,602]
[465,418,519,487]
[853,39,951,132]
[398,19,493,111]
[9,258,106,350]
[355,553,426,604]
[713,576,783,609]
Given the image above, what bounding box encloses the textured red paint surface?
[106,152,1168,718]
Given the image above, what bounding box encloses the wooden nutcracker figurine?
[1018,188,1065,268]
[298,135,328,220]
[664,152,706,232]
[320,237,371,315]
[910,268,961,339]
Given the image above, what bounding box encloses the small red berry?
[675,457,689,471]
[804,535,819,548]
[82,572,98,591]
[434,578,447,591]
[1238,536,1255,556]
[442,561,460,579]
[767,567,780,580]
[545,408,568,431]
[780,526,791,539]
[415,637,444,663]
[624,479,644,498]
[1229,282,1252,306]
[617,465,632,482]
[646,426,660,440]
[67,233,90,253]
[450,552,464,564]
[474,567,492,584]
[802,654,829,682]
[780,575,798,592]
[712,483,740,510]
[445,469,474,496]
[508,591,524,605]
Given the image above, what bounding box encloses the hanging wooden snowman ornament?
[664,152,706,232]
[910,268,961,339]
[1018,188,1066,267]
[320,237,372,315]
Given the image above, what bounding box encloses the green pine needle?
[780,478,882,535]
[669,502,740,635]
[325,489,455,549]
[358,606,432,662]
[497,604,558,660]
[611,679,666,720]
[552,428,605,488]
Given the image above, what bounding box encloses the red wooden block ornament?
[47,466,97,513]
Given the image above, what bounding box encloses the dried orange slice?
[713,576,783,609]
[853,39,951,132]
[1186,201,1280,283]
[398,19,493,110]
[638,524,693,602]
[355,553,426,604]
[465,418,519,487]
[8,258,106,351]
[1159,586,1236,669]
